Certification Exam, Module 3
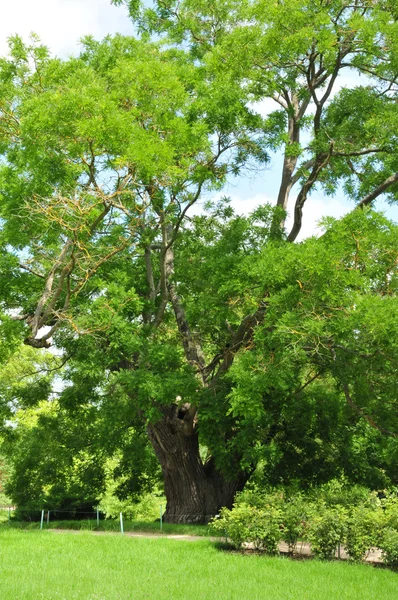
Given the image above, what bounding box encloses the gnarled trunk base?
[148,409,248,524]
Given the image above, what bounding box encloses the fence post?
[97,508,99,527]
[8,507,10,525]
[120,512,124,535]
[40,510,44,530]
[47,511,50,525]
[160,504,163,533]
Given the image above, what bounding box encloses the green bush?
[309,505,348,560]
[212,484,398,566]
[210,505,252,549]
[311,480,372,509]
[281,496,309,553]
[234,487,285,510]
[381,495,398,531]
[379,528,398,569]
[210,504,282,553]
[344,506,382,561]
[250,506,282,554]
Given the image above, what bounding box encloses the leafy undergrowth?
[0,530,396,600]
[5,518,210,537]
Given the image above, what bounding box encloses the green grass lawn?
[0,529,396,600]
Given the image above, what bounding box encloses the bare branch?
[272,94,288,110]
[18,353,72,380]
[18,263,45,279]
[290,159,316,186]
[164,181,204,252]
[333,148,387,158]
[357,173,398,208]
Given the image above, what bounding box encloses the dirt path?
[48,528,383,563]
[50,528,216,542]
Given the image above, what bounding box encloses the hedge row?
[210,491,398,567]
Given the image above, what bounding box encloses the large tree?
[0,1,398,522]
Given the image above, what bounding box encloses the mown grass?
[5,518,210,537]
[0,529,396,600]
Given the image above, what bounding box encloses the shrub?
[210,505,252,549]
[309,479,371,509]
[210,504,283,554]
[234,487,285,510]
[250,506,282,554]
[281,496,309,553]
[345,506,382,561]
[309,505,348,560]
[213,484,398,565]
[381,495,398,531]
[379,528,398,569]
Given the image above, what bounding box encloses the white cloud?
[228,191,351,240]
[0,0,133,58]
[187,182,398,240]
[288,193,351,241]
[187,188,352,240]
[229,192,275,216]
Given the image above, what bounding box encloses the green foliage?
[98,457,164,520]
[249,505,282,554]
[3,401,106,518]
[211,505,252,549]
[381,495,398,531]
[281,495,308,553]
[345,506,382,562]
[223,210,398,485]
[212,482,398,564]
[2,395,163,518]
[0,454,11,506]
[379,529,398,569]
[211,503,282,553]
[137,0,398,215]
[99,490,164,521]
[307,479,376,510]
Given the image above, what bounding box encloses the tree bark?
[147,407,248,524]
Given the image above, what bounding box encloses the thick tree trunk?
[148,408,248,524]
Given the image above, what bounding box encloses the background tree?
[0,346,162,517]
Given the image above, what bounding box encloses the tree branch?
[287,149,333,242]
[30,241,72,338]
[205,300,268,384]
[357,173,398,208]
[18,263,45,279]
[343,383,397,439]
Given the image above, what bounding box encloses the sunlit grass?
[0,529,396,600]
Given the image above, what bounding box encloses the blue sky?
[2,0,397,239]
